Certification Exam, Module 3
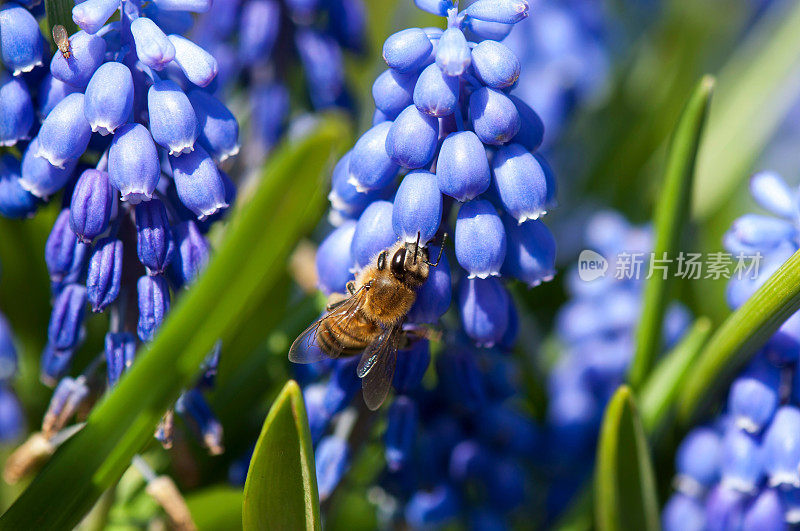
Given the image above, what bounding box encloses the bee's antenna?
[413,231,420,264]
[426,233,448,267]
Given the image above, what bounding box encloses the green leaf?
[185,486,243,531]
[0,115,349,529]
[594,386,659,531]
[638,317,712,432]
[629,76,714,388]
[692,1,800,219]
[679,249,800,423]
[242,380,320,531]
[45,0,78,37]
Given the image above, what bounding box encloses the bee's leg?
[404,325,442,344]
[346,281,356,295]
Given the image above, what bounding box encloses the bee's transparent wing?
[357,326,401,411]
[288,286,368,364]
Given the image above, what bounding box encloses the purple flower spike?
[239,0,280,66]
[392,171,442,244]
[492,143,548,222]
[50,30,107,90]
[469,87,520,146]
[502,218,556,286]
[316,220,356,296]
[351,200,396,270]
[131,17,175,71]
[728,359,780,433]
[104,332,136,386]
[152,0,211,12]
[169,220,210,286]
[462,0,529,24]
[137,275,170,342]
[386,105,439,169]
[108,123,161,204]
[511,95,545,153]
[315,436,350,501]
[38,75,81,119]
[35,93,92,169]
[48,284,87,350]
[0,155,38,219]
[436,131,491,202]
[471,40,520,89]
[46,210,90,284]
[135,198,174,275]
[383,28,432,73]
[84,62,133,135]
[436,28,471,77]
[72,0,120,35]
[169,145,228,220]
[762,406,800,488]
[413,63,459,117]
[0,3,44,75]
[0,75,34,146]
[408,245,451,323]
[458,277,510,347]
[347,121,399,192]
[455,199,506,279]
[69,169,113,242]
[328,0,366,52]
[373,68,417,120]
[188,90,238,162]
[148,79,198,156]
[720,427,763,493]
[86,237,123,312]
[385,396,417,472]
[168,35,218,87]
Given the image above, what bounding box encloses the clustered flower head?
[662,172,800,530]
[0,0,235,453]
[320,0,557,349]
[189,0,366,164]
[549,211,690,510]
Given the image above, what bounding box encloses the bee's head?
[375,233,447,290]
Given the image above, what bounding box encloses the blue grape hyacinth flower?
[0,0,234,456]
[661,171,800,530]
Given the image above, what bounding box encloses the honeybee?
[289,233,446,410]
[52,25,71,59]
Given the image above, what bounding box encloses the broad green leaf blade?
[0,116,349,529]
[594,386,659,531]
[639,317,712,432]
[679,249,800,423]
[692,1,800,219]
[186,487,243,530]
[629,76,714,389]
[45,0,78,37]
[243,380,320,531]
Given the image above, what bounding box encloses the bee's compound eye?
[391,248,406,278]
[377,251,387,271]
